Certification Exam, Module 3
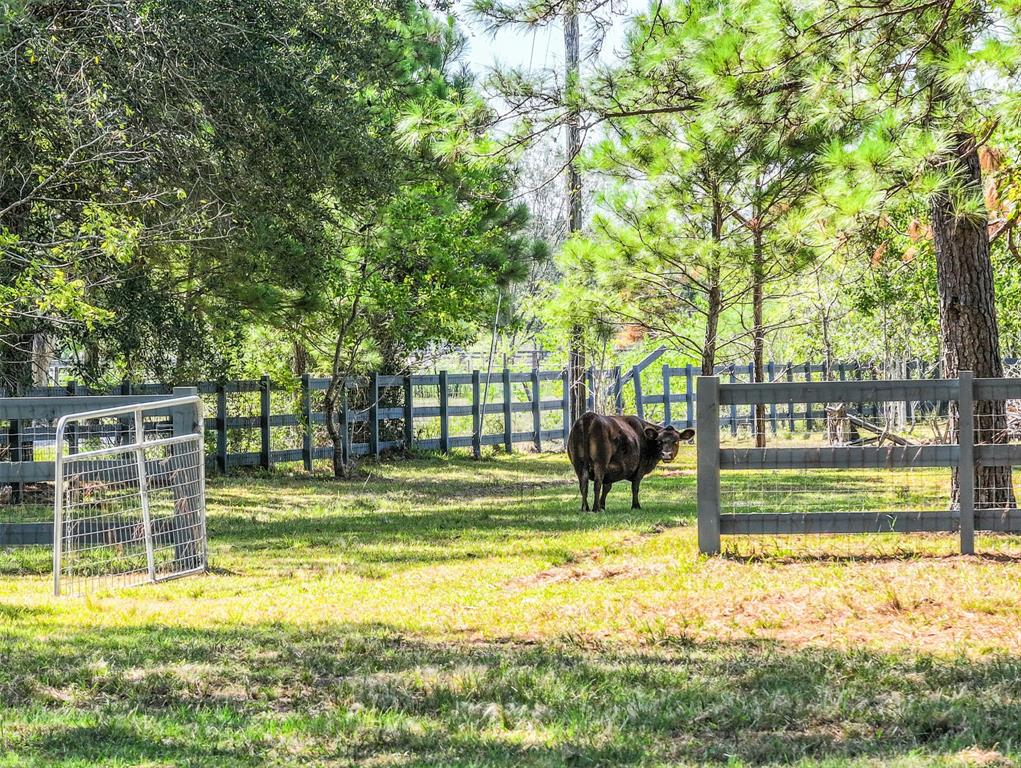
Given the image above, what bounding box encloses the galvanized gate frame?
[53,395,207,595]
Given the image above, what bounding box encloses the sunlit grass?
[2,450,1021,765]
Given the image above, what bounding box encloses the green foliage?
[1,0,538,386]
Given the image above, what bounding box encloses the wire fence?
[697,373,1021,555]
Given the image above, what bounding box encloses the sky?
[451,1,632,80]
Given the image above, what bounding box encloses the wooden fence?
[6,357,1018,476]
[696,373,1021,555]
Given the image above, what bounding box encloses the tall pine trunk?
[931,131,1014,509]
[701,176,724,375]
[752,226,766,448]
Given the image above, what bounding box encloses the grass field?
[3,449,1021,766]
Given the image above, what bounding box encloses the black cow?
[567,412,694,512]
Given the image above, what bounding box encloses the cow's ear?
[644,426,660,441]
[678,428,695,442]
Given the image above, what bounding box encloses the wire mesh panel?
[53,397,206,596]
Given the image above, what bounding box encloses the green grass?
[2,449,1021,766]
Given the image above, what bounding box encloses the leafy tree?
[731,0,1019,504]
[1,0,413,388]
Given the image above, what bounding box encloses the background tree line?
[1,0,542,399]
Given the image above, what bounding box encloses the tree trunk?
[701,178,724,374]
[324,383,349,479]
[931,131,1014,509]
[565,1,586,425]
[292,341,310,376]
[752,226,766,448]
[0,331,36,394]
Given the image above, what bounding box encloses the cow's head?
[643,425,696,462]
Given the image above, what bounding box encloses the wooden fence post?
[67,380,79,454]
[301,373,313,472]
[786,362,795,431]
[804,362,814,432]
[729,366,738,437]
[502,368,513,454]
[959,370,975,555]
[340,385,350,466]
[696,375,721,555]
[767,361,777,434]
[531,368,542,452]
[633,366,644,420]
[216,383,227,474]
[472,369,482,459]
[8,397,21,503]
[613,366,624,414]
[368,372,380,459]
[851,360,864,418]
[586,367,595,413]
[905,359,915,424]
[404,375,415,451]
[747,361,755,435]
[662,363,672,426]
[116,379,132,450]
[259,374,271,470]
[561,369,571,443]
[439,370,450,454]
[685,364,694,428]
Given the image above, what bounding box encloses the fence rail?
[5,358,1020,477]
[696,372,1021,555]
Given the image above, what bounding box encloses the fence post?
[561,369,571,443]
[767,361,777,434]
[959,371,975,555]
[531,368,542,452]
[633,366,644,420]
[697,376,721,555]
[8,400,21,503]
[786,362,795,431]
[403,375,415,452]
[340,385,350,465]
[729,367,738,437]
[67,380,79,454]
[613,366,624,415]
[662,364,672,426]
[851,360,864,418]
[747,361,755,435]
[259,375,271,470]
[502,368,513,453]
[906,359,915,424]
[368,372,380,459]
[586,367,595,412]
[685,364,694,428]
[216,383,228,474]
[472,369,482,459]
[804,362,814,432]
[439,370,450,454]
[116,379,132,451]
[300,373,313,472]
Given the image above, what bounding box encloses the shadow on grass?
[3,619,1020,766]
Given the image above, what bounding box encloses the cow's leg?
[631,478,642,510]
[592,469,604,513]
[578,469,590,512]
[599,481,613,511]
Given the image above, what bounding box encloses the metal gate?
[53,396,207,595]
